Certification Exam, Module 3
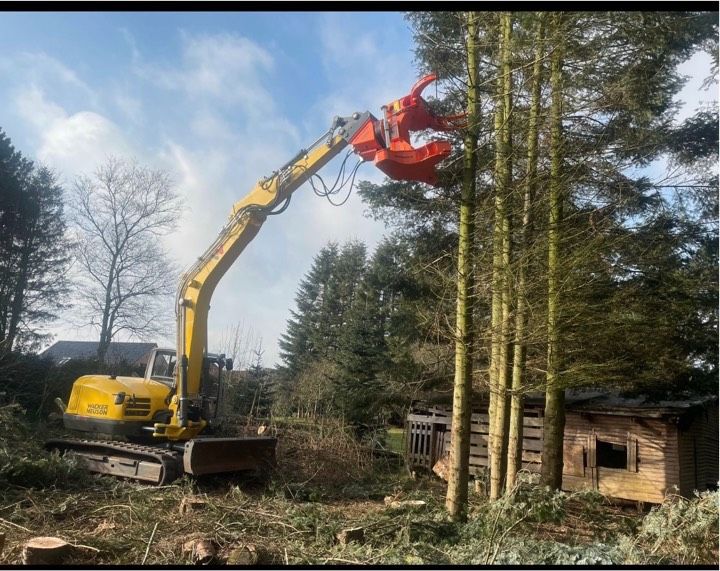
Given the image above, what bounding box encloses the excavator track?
[46,438,181,485]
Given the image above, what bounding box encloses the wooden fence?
[406,406,544,474]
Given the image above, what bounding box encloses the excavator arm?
[48,74,465,484]
[149,74,464,440]
[158,113,369,438]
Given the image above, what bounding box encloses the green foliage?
[460,481,569,548]
[224,348,275,417]
[0,404,87,488]
[358,11,719,400]
[0,128,70,353]
[277,237,440,424]
[0,352,137,418]
[619,490,720,564]
[0,412,715,566]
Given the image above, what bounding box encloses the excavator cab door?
[199,356,224,424]
[146,349,177,387]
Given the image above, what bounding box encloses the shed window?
[596,440,627,469]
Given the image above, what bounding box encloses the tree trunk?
[445,11,480,523]
[541,12,566,490]
[6,238,33,351]
[97,252,119,363]
[489,11,513,501]
[506,13,545,493]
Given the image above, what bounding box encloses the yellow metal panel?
[66,374,171,422]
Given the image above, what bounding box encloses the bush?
[270,418,386,499]
[619,490,719,564]
[0,352,138,418]
[0,404,87,488]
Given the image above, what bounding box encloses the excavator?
[46,75,464,485]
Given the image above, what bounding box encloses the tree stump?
[182,539,216,564]
[432,455,450,481]
[179,496,207,515]
[0,532,5,555]
[336,527,364,545]
[225,544,260,565]
[22,537,76,565]
[387,500,426,509]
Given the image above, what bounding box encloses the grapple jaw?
[347,74,465,186]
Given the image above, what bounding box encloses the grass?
[385,427,406,455]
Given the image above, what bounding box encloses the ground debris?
[432,455,449,481]
[89,520,116,536]
[386,499,427,509]
[179,496,208,515]
[223,544,269,565]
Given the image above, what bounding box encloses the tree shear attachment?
[347,74,466,186]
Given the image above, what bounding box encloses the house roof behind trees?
[40,341,158,365]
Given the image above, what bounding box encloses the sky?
[0,12,715,366]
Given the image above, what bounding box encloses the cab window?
[150,352,176,385]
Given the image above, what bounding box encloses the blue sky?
[0,11,420,366]
[0,12,715,366]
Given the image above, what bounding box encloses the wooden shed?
[406,391,718,503]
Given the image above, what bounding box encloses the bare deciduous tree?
[69,157,183,362]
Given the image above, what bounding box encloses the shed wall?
[562,412,678,503]
[678,404,719,496]
[406,402,718,503]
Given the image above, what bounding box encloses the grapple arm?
[342,74,465,186]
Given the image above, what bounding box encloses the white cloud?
[0,51,92,93]
[114,91,143,124]
[311,13,417,121]
[134,31,275,116]
[2,24,408,365]
[14,85,133,180]
[14,84,66,129]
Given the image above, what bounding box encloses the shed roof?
[41,341,157,365]
[560,389,718,418]
[413,388,718,419]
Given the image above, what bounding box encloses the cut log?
[336,527,364,545]
[182,539,216,564]
[179,497,207,515]
[387,500,427,509]
[0,532,5,555]
[22,537,76,565]
[432,454,450,481]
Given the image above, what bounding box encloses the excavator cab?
[147,349,177,387]
[144,348,229,424]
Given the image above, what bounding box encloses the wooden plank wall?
[407,403,718,503]
[562,413,679,503]
[406,407,544,476]
[678,404,719,497]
